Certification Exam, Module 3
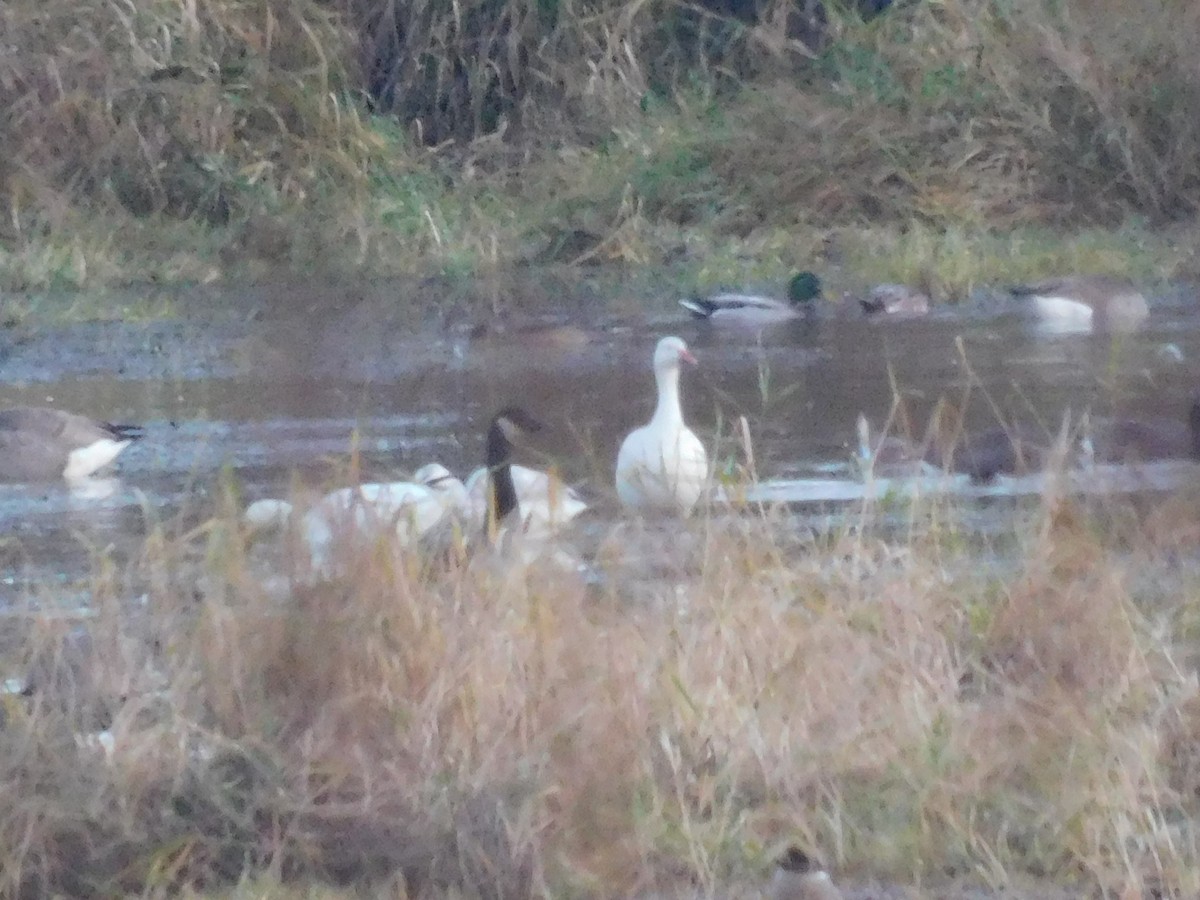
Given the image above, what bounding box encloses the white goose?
[615,336,709,516]
[243,464,466,577]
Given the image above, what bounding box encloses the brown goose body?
[1011,275,1148,333]
[0,407,142,482]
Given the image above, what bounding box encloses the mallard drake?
[615,336,708,515]
[1010,275,1148,333]
[858,283,930,317]
[0,406,142,482]
[679,272,822,324]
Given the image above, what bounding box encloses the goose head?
[484,406,544,532]
[786,271,823,307]
[653,336,697,374]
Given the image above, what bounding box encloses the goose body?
[680,272,822,325]
[859,283,930,317]
[768,849,844,900]
[475,407,584,572]
[464,463,587,533]
[1011,275,1148,333]
[244,468,465,576]
[0,406,142,482]
[615,336,709,515]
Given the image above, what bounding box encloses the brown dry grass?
[2,478,1200,896]
[2,0,1198,297]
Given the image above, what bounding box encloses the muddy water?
[1,278,1198,599]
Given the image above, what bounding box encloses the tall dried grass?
[710,0,1200,231]
[0,0,375,238]
[2,482,1200,896]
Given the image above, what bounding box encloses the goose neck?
[651,364,684,428]
[485,421,520,530]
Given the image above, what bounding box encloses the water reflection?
[1,290,1197,592]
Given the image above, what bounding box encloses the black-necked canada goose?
[464,463,587,532]
[1010,275,1149,333]
[768,848,844,900]
[476,406,588,573]
[482,406,545,536]
[680,272,822,324]
[0,406,142,482]
[615,336,709,516]
[858,283,930,317]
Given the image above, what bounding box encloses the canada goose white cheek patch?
[63,438,131,480]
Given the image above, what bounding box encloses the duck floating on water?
[679,272,822,325]
[1010,275,1148,334]
[0,406,142,482]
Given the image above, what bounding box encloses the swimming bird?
[243,466,465,577]
[858,283,930,317]
[767,848,844,900]
[615,336,709,515]
[926,419,1070,483]
[1010,275,1148,333]
[0,406,142,482]
[464,463,587,534]
[679,272,822,325]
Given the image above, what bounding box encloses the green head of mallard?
[787,271,823,306]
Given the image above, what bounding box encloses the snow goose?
[615,336,709,515]
[680,272,822,325]
[0,406,142,482]
[1010,275,1148,334]
[243,464,465,577]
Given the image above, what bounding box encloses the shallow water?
[1,276,1198,599]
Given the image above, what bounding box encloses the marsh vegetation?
[4,0,1200,896]
[1,0,1198,302]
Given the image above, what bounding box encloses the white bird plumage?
[244,465,466,577]
[464,463,587,534]
[615,336,709,516]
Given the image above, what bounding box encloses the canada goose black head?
[484,407,544,533]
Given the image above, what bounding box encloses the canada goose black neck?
[483,406,543,533]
